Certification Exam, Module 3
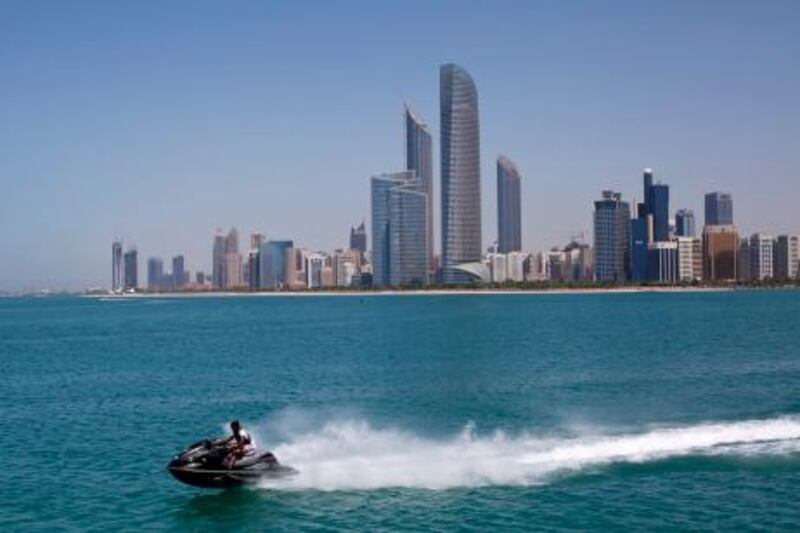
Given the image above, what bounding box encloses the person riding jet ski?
[167,420,298,488]
[223,420,254,468]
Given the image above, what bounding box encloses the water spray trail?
[256,416,800,491]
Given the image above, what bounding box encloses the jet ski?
[167,437,298,488]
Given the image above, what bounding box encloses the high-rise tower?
[404,104,434,271]
[440,63,481,283]
[223,228,241,289]
[642,168,669,242]
[212,230,225,289]
[594,191,631,282]
[705,192,734,225]
[349,221,367,259]
[123,248,138,290]
[675,209,696,237]
[496,155,521,253]
[111,240,123,292]
[371,171,428,287]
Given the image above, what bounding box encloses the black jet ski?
[167,437,298,488]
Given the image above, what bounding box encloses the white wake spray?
[253,416,800,491]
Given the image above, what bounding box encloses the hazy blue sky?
[1,1,798,291]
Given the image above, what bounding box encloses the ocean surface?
[2,290,800,531]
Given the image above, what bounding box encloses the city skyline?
[2,1,800,291]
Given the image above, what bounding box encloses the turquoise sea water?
[2,291,800,530]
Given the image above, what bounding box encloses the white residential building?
[506,252,529,282]
[488,253,508,283]
[749,233,774,280]
[675,237,702,282]
[306,253,327,289]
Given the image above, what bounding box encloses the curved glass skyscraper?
[440,63,481,283]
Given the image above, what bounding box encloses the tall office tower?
[593,191,631,282]
[774,235,800,280]
[250,233,265,252]
[172,255,187,288]
[147,257,164,290]
[497,155,522,253]
[630,204,650,282]
[260,240,294,289]
[649,183,670,242]
[705,192,734,225]
[675,209,696,237]
[371,171,428,287]
[640,169,669,241]
[112,240,124,292]
[222,228,241,289]
[405,104,434,270]
[738,238,752,281]
[748,233,774,280]
[248,250,260,290]
[212,230,226,289]
[702,225,739,280]
[440,63,481,283]
[123,248,138,290]
[349,222,367,260]
[224,227,239,256]
[643,168,654,206]
[196,272,205,285]
[647,242,678,283]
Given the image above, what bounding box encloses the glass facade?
[705,192,733,225]
[647,242,678,283]
[123,249,138,290]
[371,171,428,287]
[212,232,225,289]
[593,191,631,282]
[259,240,294,289]
[630,217,649,281]
[497,155,521,253]
[641,169,669,242]
[147,257,163,290]
[675,209,695,237]
[349,222,367,257]
[440,64,481,283]
[649,184,670,242]
[405,105,434,272]
[774,235,800,280]
[112,241,123,292]
[702,224,739,280]
[172,255,187,288]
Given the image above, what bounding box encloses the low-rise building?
[488,253,508,283]
[647,241,678,283]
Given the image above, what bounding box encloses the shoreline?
[84,286,740,299]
